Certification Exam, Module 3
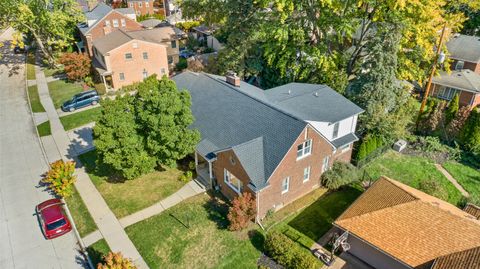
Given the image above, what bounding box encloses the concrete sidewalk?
[119,180,205,228]
[35,61,148,268]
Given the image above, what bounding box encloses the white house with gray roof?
[173,71,363,219]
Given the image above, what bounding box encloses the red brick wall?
[430,83,479,108]
[83,11,143,56]
[128,0,155,16]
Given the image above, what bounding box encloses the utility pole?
[416,23,447,129]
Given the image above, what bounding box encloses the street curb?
[24,51,94,269]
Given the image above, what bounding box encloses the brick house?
[429,34,480,108]
[92,29,169,89]
[173,71,363,219]
[77,3,143,56]
[332,176,480,269]
[127,0,155,16]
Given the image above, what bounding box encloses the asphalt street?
[0,28,85,269]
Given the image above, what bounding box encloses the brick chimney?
[226,71,240,87]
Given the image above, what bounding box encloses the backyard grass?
[47,79,84,108]
[78,150,187,218]
[27,85,45,113]
[87,239,110,267]
[268,187,362,249]
[60,107,102,131]
[64,186,97,237]
[443,161,480,203]
[26,52,36,80]
[363,150,463,205]
[37,121,51,137]
[126,194,262,269]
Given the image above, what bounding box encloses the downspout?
[256,189,265,230]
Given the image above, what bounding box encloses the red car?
[36,199,72,239]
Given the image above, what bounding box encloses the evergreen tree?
[445,94,459,124]
[349,22,415,140]
[460,108,480,154]
[356,140,367,161]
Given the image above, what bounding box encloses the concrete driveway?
[0,28,85,268]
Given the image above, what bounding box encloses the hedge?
[264,231,318,269]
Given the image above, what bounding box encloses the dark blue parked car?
[179,49,195,58]
[61,90,99,112]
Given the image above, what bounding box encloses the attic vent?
[132,42,138,48]
[314,92,319,97]
[288,90,291,95]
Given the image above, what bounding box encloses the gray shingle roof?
[433,70,480,93]
[116,7,135,16]
[331,133,358,148]
[85,3,111,22]
[126,27,176,43]
[173,72,307,189]
[447,34,480,63]
[264,83,364,123]
[140,19,164,29]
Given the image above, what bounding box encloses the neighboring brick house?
[126,27,180,68]
[173,71,363,219]
[127,0,155,16]
[332,176,480,269]
[77,3,142,56]
[92,29,169,89]
[429,34,480,108]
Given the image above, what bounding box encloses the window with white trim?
[437,87,458,101]
[297,139,312,159]
[145,1,149,7]
[455,61,464,70]
[142,69,148,79]
[322,156,330,173]
[105,20,110,27]
[143,52,148,59]
[129,3,133,7]
[113,19,119,28]
[281,177,290,194]
[121,19,126,27]
[125,53,133,60]
[119,72,125,81]
[303,166,311,182]
[224,169,242,193]
[138,2,142,7]
[332,122,340,139]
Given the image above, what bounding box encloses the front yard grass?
[43,66,63,77]
[26,52,36,80]
[37,121,51,137]
[87,239,110,267]
[363,150,463,205]
[443,161,480,203]
[47,80,84,109]
[78,150,187,218]
[65,186,97,237]
[267,187,362,249]
[27,85,45,113]
[60,107,102,131]
[126,194,262,269]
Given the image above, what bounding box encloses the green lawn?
[78,150,187,218]
[126,194,262,269]
[60,107,102,131]
[27,85,45,113]
[65,186,97,237]
[26,52,36,80]
[47,80,84,108]
[43,66,63,77]
[363,150,463,205]
[269,187,362,249]
[443,161,480,203]
[37,121,51,137]
[87,239,110,267]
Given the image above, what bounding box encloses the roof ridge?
[202,73,309,125]
[270,85,329,103]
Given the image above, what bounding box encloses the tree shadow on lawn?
[287,186,362,243]
[202,192,230,230]
[248,229,265,252]
[78,150,127,183]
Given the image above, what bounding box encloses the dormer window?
[332,122,339,139]
[455,61,464,70]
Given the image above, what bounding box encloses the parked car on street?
[36,199,72,240]
[61,90,99,112]
[179,49,195,58]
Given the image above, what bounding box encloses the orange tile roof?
[334,176,480,268]
[431,246,480,269]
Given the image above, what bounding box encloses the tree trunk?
[31,31,55,67]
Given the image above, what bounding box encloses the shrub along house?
[333,176,480,269]
[173,71,363,219]
[429,34,480,108]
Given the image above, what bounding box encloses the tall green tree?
[94,96,156,179]
[135,76,201,168]
[349,22,415,140]
[460,108,480,154]
[0,0,84,65]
